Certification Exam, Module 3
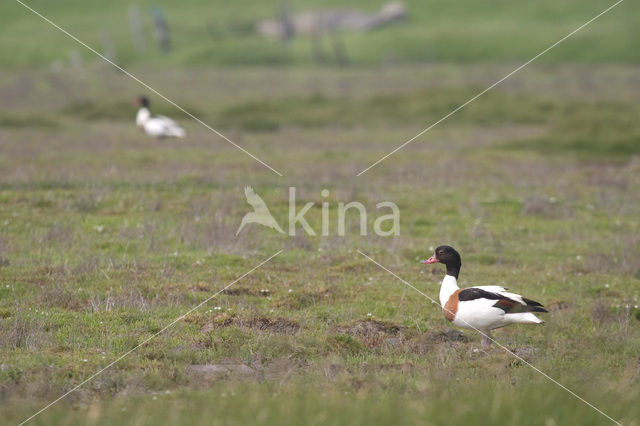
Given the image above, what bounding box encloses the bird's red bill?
[421,255,438,264]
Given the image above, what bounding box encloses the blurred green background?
[1,0,637,68]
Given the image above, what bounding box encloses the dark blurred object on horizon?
[152,7,171,53]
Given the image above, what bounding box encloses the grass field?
[1,0,640,425]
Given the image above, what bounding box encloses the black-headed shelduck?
[422,245,547,347]
[135,96,186,139]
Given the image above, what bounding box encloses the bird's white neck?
[439,274,459,306]
[136,107,150,126]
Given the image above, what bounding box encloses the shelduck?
[135,96,186,139]
[422,245,547,347]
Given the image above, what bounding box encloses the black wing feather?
[458,288,505,302]
[458,288,547,314]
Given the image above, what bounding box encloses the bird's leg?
[481,331,492,348]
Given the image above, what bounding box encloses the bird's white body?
[136,107,185,138]
[440,274,544,332]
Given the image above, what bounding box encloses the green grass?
[4,381,638,425]
[1,1,640,421]
[1,63,639,425]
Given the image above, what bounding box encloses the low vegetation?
[1,0,639,422]
[1,63,638,424]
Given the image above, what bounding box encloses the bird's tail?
[504,312,544,325]
[522,297,548,313]
[172,127,186,138]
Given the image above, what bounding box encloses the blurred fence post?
[311,27,326,64]
[331,34,349,66]
[128,5,146,53]
[152,7,171,53]
[69,49,83,70]
[101,30,116,62]
[278,2,294,44]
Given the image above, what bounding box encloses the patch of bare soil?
[407,328,467,355]
[189,361,256,380]
[200,315,300,334]
[278,286,336,309]
[189,354,300,382]
[237,317,300,334]
[221,287,256,296]
[166,282,211,292]
[509,346,539,363]
[362,362,414,374]
[331,319,406,348]
[198,312,234,333]
[547,300,571,312]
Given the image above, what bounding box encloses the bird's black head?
[136,96,150,108]
[421,245,462,278]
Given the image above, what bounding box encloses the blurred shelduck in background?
[135,95,185,139]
